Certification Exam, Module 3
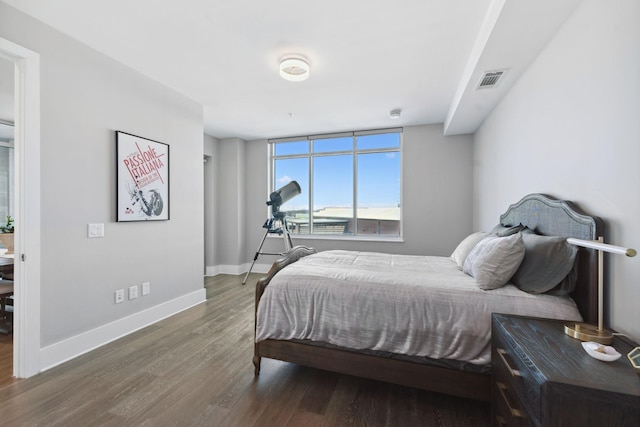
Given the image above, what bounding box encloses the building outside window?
[270,128,401,238]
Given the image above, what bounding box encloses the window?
[0,122,14,222]
[271,129,401,238]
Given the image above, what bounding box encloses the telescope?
[242,180,301,284]
[267,180,301,216]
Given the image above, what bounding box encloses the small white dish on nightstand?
[581,341,621,362]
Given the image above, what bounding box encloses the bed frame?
[253,193,604,402]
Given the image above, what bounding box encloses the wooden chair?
[0,279,13,334]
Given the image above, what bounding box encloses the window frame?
[269,128,403,241]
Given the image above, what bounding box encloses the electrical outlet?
[129,285,138,300]
[115,289,125,304]
[142,282,151,295]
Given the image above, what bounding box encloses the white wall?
[214,138,247,271]
[203,133,218,272]
[473,0,640,340]
[0,57,13,122]
[236,124,473,273]
[0,3,206,360]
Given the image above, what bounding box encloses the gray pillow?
[491,223,525,237]
[450,231,488,269]
[511,234,578,294]
[463,233,526,290]
[546,261,578,296]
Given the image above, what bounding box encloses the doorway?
[0,37,42,379]
[0,55,14,385]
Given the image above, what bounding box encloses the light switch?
[88,223,104,238]
[129,285,138,300]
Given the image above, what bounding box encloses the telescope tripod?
[242,214,293,285]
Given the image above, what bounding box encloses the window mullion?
[352,135,358,236]
[308,140,314,235]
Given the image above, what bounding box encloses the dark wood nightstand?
[491,313,640,427]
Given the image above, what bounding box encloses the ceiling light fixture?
[389,108,402,119]
[279,56,310,82]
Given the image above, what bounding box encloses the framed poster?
[116,131,170,221]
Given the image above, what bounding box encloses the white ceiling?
[3,0,582,140]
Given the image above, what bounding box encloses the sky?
[273,133,400,213]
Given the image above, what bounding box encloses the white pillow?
[463,233,525,290]
[450,231,488,269]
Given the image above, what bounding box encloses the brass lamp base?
[564,322,613,344]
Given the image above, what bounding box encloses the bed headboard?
[499,193,604,324]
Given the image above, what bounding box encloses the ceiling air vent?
[477,69,507,90]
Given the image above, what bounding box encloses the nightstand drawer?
[491,345,533,426]
[492,330,541,424]
[492,379,530,426]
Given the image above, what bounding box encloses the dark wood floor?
[0,274,490,426]
[0,331,13,388]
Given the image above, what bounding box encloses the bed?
[253,194,604,401]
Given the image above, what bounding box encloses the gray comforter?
[255,250,582,365]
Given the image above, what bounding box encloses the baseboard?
[205,263,272,276]
[40,288,206,371]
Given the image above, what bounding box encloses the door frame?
[0,37,41,378]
